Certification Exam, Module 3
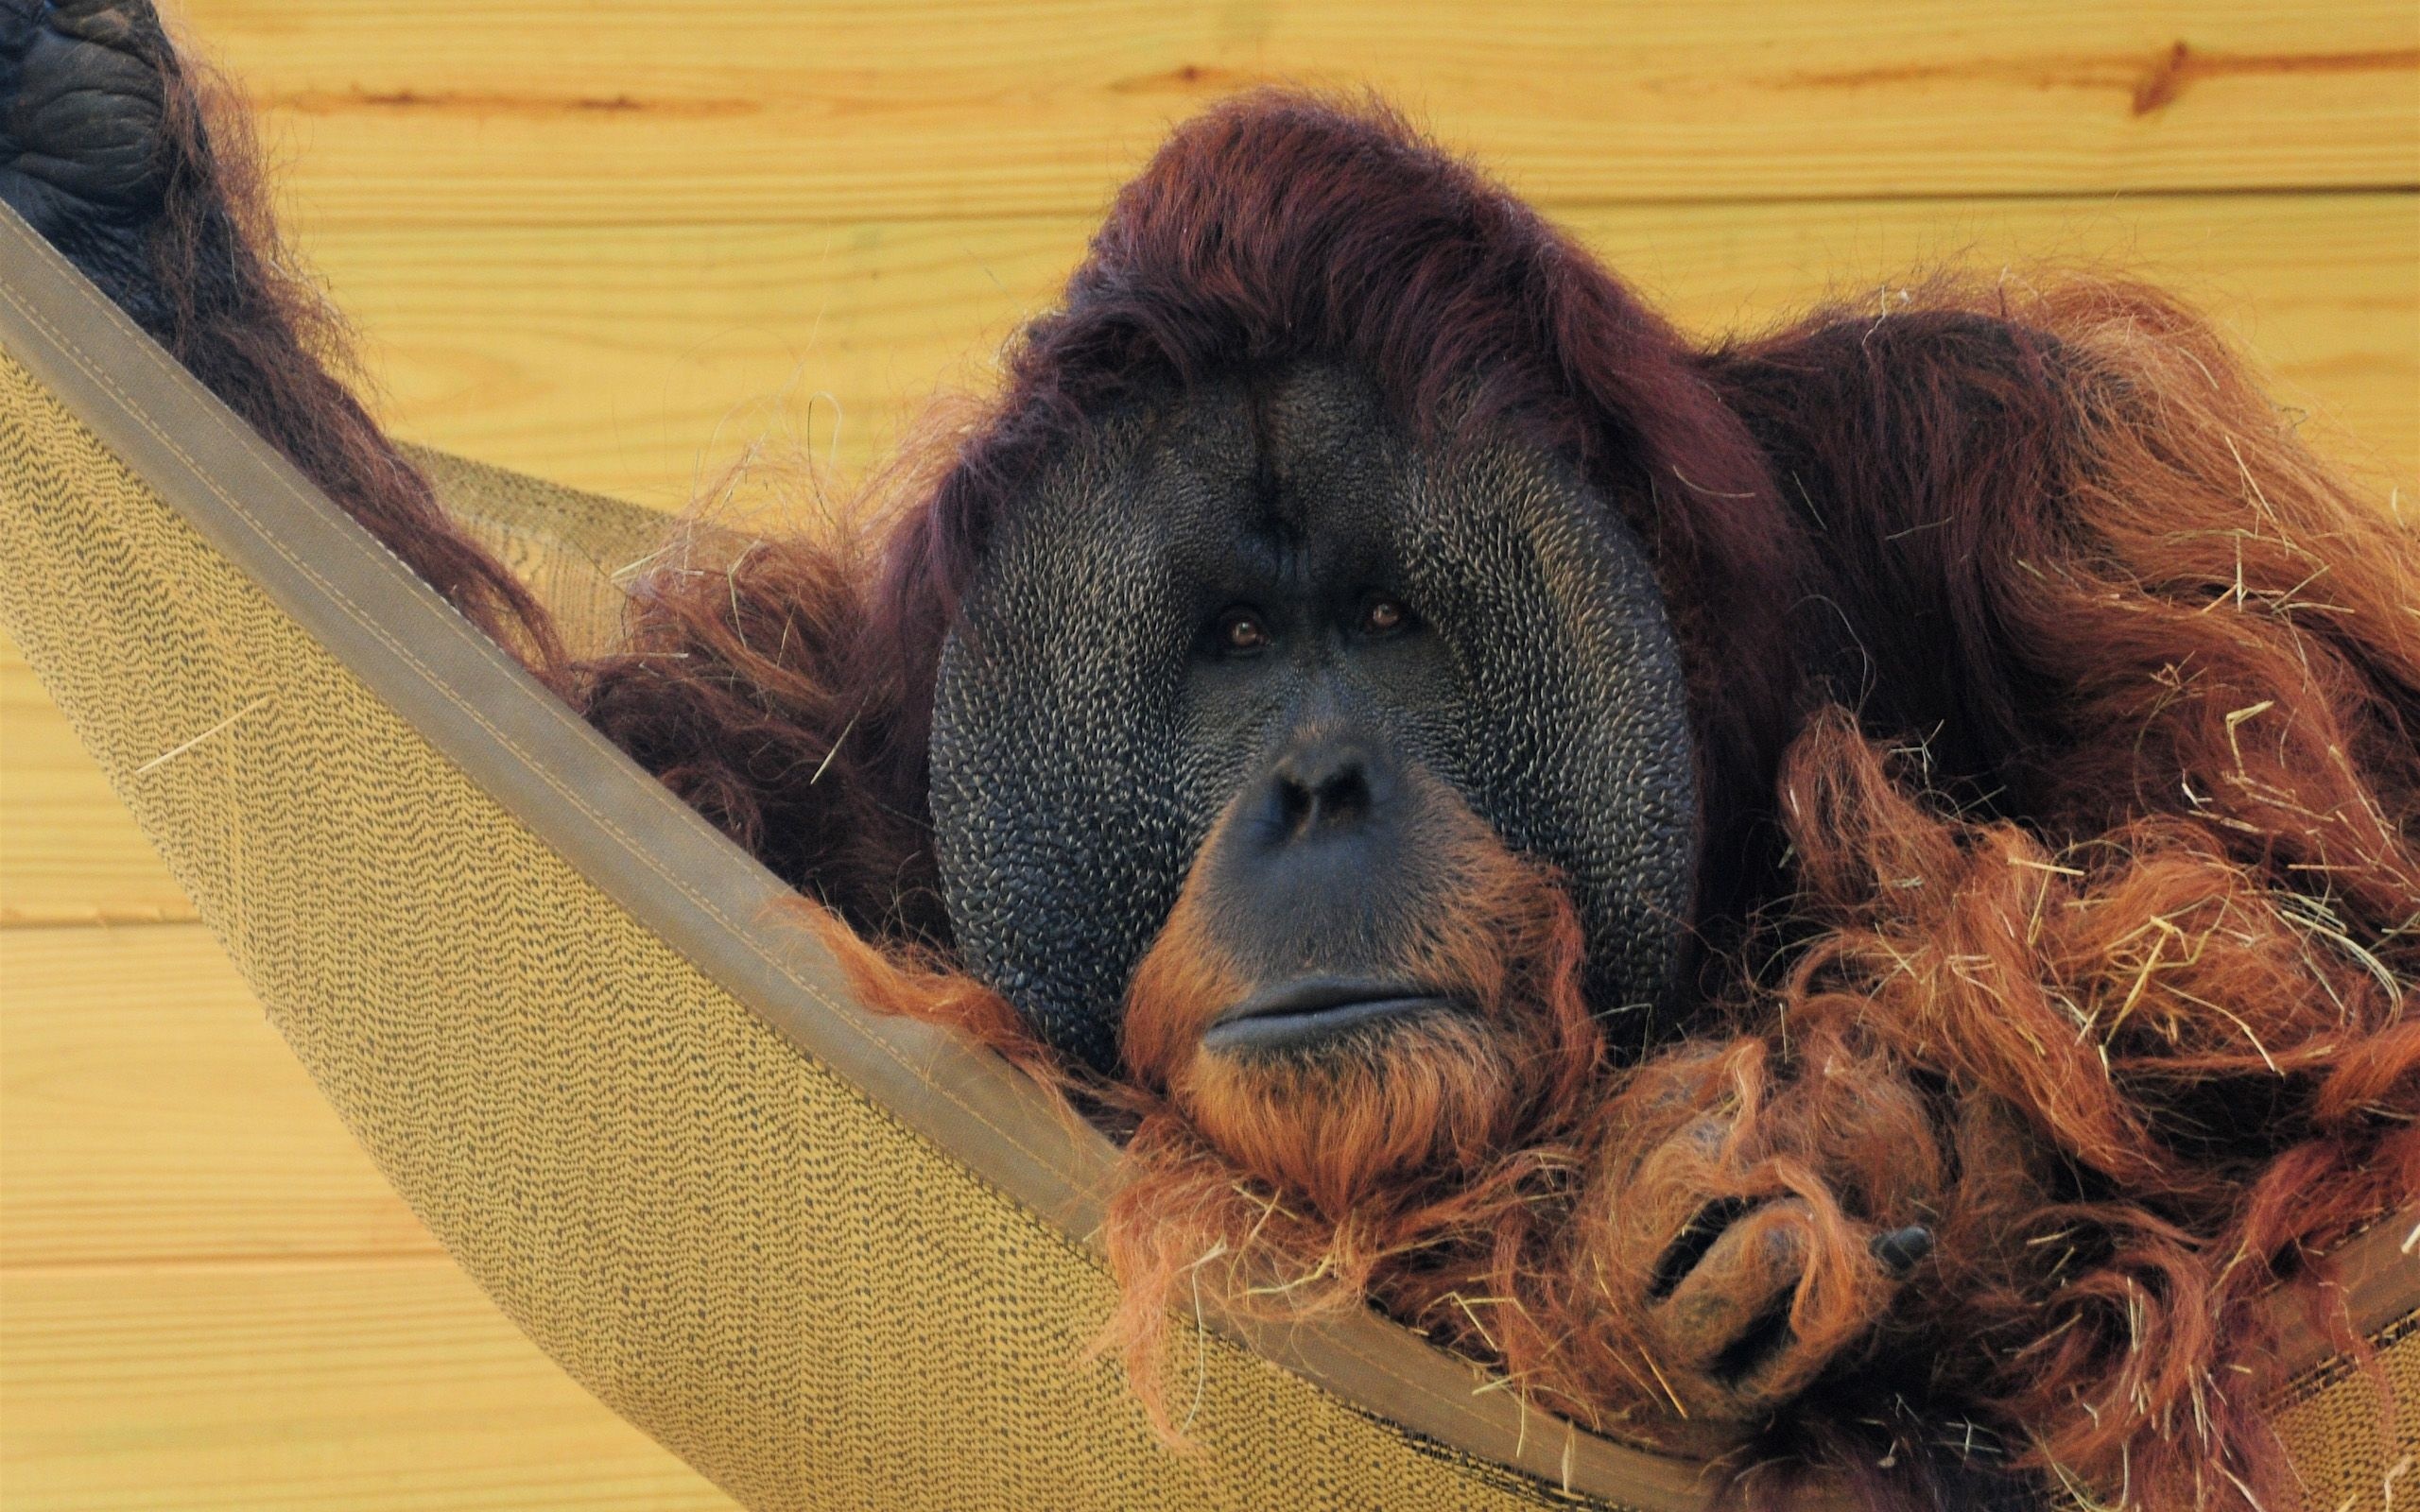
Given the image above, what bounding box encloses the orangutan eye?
[1360,595,1412,637]
[1216,608,1270,655]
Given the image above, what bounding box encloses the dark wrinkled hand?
[2,0,176,284]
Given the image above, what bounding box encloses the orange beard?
[1122,804,1605,1215]
[1100,799,1611,1430]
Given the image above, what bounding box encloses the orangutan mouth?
[1200,977,1457,1055]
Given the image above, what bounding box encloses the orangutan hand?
[2,0,178,220]
[1,0,199,328]
[1572,1044,1943,1422]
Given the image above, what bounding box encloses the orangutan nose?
[1264,734,1392,840]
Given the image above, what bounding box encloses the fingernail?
[1871,1225,1934,1277]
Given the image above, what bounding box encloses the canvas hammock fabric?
[0,205,2411,1511]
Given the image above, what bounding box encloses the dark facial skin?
[930,361,1701,1073]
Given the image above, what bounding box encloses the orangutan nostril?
[1303,764,1370,830]
[1270,746,1376,838]
[1274,769,1315,835]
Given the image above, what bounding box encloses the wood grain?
[0,924,433,1266]
[2,1260,734,1509]
[0,921,733,1505]
[176,0,2418,229]
[305,192,2418,507]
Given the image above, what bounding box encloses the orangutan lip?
[1201,977,1452,1054]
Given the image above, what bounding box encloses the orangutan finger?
[1610,1113,1740,1280]
[1651,1198,1810,1405]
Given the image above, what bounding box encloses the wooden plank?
[0,923,434,1265]
[1,1259,734,1510]
[302,191,2416,505]
[1,633,197,924]
[172,0,2417,229]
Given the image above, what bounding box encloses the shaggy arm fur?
[0,0,562,667]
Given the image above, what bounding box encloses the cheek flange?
[1394,447,1702,1034]
[929,596,1201,1074]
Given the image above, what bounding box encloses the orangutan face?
[928,360,1698,1198]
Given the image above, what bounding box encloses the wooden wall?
[3,3,2413,1505]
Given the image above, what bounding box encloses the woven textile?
[403,441,673,660]
[2270,1312,2420,1512]
[1,330,2411,1507]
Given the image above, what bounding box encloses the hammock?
[0,204,2410,1511]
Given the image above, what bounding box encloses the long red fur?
[104,58,2420,1511]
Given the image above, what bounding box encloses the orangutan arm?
[6,1,954,940]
